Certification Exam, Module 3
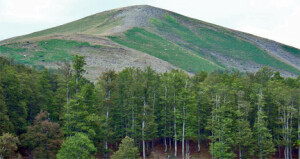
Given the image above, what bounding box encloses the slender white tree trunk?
[174,89,177,157]
[258,89,263,159]
[238,93,242,159]
[152,92,156,150]
[142,97,146,159]
[298,99,300,159]
[198,100,201,153]
[66,79,70,136]
[105,78,111,158]
[182,125,185,159]
[182,81,187,159]
[164,86,168,153]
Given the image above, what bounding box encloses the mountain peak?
[106,5,168,33]
[116,5,163,11]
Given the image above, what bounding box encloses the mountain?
[1,5,300,81]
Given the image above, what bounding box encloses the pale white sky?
[0,0,299,48]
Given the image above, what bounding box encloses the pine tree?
[111,136,139,159]
[21,110,63,159]
[97,70,117,156]
[1,66,27,134]
[159,72,173,153]
[63,87,99,138]
[207,84,236,159]
[63,56,99,139]
[253,88,275,159]
[0,133,20,159]
[232,77,254,159]
[57,133,96,159]
[0,85,13,135]
[72,55,86,95]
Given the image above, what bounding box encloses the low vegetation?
[150,14,300,74]
[0,39,101,65]
[109,27,223,73]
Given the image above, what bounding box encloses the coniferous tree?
[0,133,20,159]
[57,133,96,159]
[208,85,236,159]
[21,110,63,159]
[1,66,27,134]
[111,136,139,159]
[63,85,99,138]
[63,56,99,139]
[97,70,117,157]
[0,85,13,135]
[253,88,275,159]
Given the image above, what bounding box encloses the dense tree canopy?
[0,56,300,158]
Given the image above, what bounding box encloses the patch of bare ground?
[210,52,297,77]
[32,35,188,82]
[148,142,211,159]
[236,32,300,70]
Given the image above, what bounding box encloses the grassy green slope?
[282,45,300,58]
[0,39,101,64]
[11,11,118,42]
[109,28,223,73]
[149,14,300,74]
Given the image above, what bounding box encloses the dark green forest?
[0,56,299,159]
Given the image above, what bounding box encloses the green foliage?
[252,89,276,158]
[21,110,63,159]
[0,65,27,134]
[111,136,139,159]
[63,56,99,139]
[1,55,300,158]
[57,133,96,159]
[0,85,13,135]
[63,93,99,138]
[0,133,20,159]
[72,55,86,80]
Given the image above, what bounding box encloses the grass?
[150,14,300,74]
[282,45,300,58]
[109,27,223,73]
[0,39,102,65]
[13,10,117,41]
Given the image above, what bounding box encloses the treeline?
[0,56,300,159]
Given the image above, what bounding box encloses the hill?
[1,5,300,80]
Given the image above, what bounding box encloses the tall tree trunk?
[105,109,109,158]
[142,97,146,159]
[164,137,167,153]
[164,86,168,153]
[182,82,187,159]
[169,137,172,151]
[238,93,242,159]
[152,92,156,150]
[174,91,177,157]
[298,99,300,159]
[258,89,263,159]
[104,77,111,158]
[198,97,201,153]
[66,76,70,137]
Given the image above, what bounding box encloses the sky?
[0,0,300,48]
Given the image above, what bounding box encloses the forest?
[0,55,300,159]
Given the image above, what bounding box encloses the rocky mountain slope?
[1,5,300,80]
